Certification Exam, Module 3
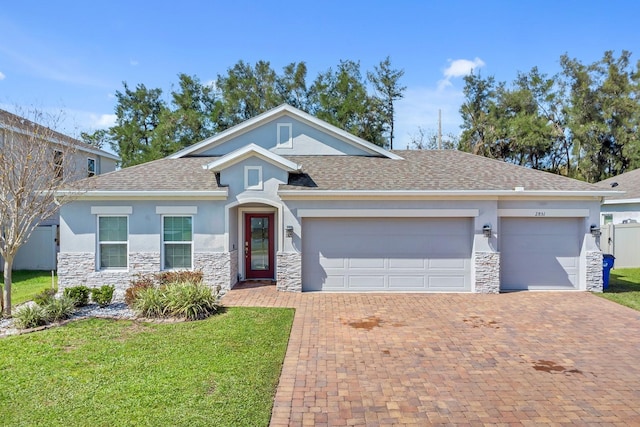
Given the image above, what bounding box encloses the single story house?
[597,169,640,267]
[57,104,616,296]
[0,108,119,271]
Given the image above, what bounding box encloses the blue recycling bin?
[602,254,615,290]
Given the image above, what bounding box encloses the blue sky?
[1,0,639,151]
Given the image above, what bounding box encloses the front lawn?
[0,307,294,427]
[1,270,57,306]
[599,267,640,311]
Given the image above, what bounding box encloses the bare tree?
[0,108,82,315]
[409,126,460,150]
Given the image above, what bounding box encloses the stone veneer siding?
[276,252,302,292]
[58,251,238,300]
[474,251,500,294]
[194,251,238,294]
[586,251,603,292]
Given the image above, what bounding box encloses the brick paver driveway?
[223,284,640,426]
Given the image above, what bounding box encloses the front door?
[244,213,275,279]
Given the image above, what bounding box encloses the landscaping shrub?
[63,286,91,307]
[13,304,48,329]
[155,270,203,286]
[132,286,166,318]
[91,285,115,307]
[125,277,154,307]
[43,296,75,322]
[33,288,56,307]
[163,281,220,321]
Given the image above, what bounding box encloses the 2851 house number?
[534,211,546,217]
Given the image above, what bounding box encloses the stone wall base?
[586,251,603,292]
[276,252,302,292]
[58,251,239,300]
[474,251,500,294]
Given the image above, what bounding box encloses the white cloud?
[93,113,116,127]
[0,71,5,80]
[438,57,485,91]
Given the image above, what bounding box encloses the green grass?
[599,268,640,311]
[1,270,57,306]
[0,307,294,427]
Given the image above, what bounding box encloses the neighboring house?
[0,109,120,271]
[57,105,615,296]
[597,169,640,267]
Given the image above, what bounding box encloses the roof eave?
[56,189,228,200]
[278,189,617,200]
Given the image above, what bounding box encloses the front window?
[87,158,96,177]
[98,216,128,269]
[163,216,193,269]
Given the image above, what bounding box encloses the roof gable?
[168,104,402,160]
[203,143,301,172]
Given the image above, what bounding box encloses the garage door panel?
[348,258,386,269]
[500,218,581,290]
[388,258,426,269]
[302,218,472,292]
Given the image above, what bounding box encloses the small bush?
[13,304,48,329]
[44,296,75,322]
[63,286,91,307]
[33,288,56,307]
[155,270,203,286]
[162,282,220,321]
[132,286,166,318]
[91,285,115,307]
[125,280,154,307]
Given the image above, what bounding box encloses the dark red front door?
[244,213,274,279]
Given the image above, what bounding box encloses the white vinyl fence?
[601,223,640,268]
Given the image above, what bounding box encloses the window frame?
[97,215,129,271]
[276,122,293,148]
[244,166,263,190]
[87,157,96,177]
[161,215,194,270]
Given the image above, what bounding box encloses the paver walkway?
[223,284,640,426]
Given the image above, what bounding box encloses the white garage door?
[500,218,581,290]
[302,218,472,292]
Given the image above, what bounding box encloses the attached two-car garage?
[301,217,473,292]
[300,214,585,292]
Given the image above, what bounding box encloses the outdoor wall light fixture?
[482,224,492,237]
[590,224,601,237]
[285,225,294,238]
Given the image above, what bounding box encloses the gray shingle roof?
[597,168,640,200]
[68,157,221,191]
[72,150,606,194]
[280,150,604,192]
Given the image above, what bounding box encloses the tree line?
[458,50,640,182]
[84,58,406,167]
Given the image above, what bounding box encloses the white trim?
[279,189,616,200]
[91,206,133,215]
[498,209,590,218]
[297,209,480,218]
[277,122,293,148]
[603,197,640,205]
[202,143,301,172]
[161,215,194,270]
[58,190,228,200]
[168,104,403,160]
[244,166,263,190]
[155,206,198,215]
[97,215,129,271]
